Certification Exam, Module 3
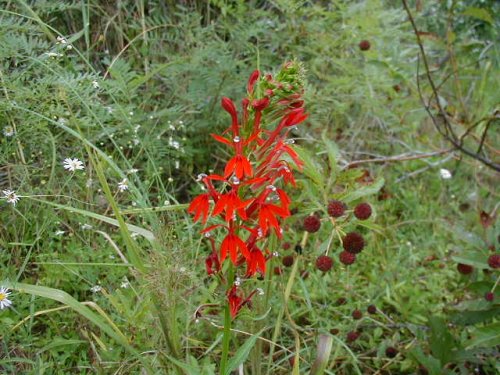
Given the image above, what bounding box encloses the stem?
[220,302,232,375]
[220,264,235,374]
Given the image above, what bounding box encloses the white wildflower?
[234,277,241,287]
[117,178,129,192]
[45,52,63,58]
[439,168,452,179]
[91,80,100,89]
[63,158,85,172]
[120,280,130,289]
[3,126,15,137]
[90,285,102,293]
[0,287,12,310]
[55,230,65,236]
[2,190,20,206]
[81,223,93,230]
[127,168,139,174]
[256,288,264,296]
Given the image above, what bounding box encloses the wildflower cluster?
[188,62,306,318]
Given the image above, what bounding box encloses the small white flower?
[3,126,15,137]
[256,288,264,296]
[273,251,279,257]
[127,168,139,174]
[45,52,63,58]
[63,158,85,172]
[234,277,241,286]
[85,178,93,188]
[439,168,452,179]
[167,177,174,182]
[91,80,100,89]
[117,178,129,192]
[0,287,12,309]
[81,223,93,230]
[90,285,102,293]
[2,190,20,206]
[120,280,130,289]
[55,230,65,236]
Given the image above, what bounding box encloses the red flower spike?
[221,231,249,264]
[224,155,253,179]
[247,70,260,94]
[258,203,289,237]
[187,193,210,223]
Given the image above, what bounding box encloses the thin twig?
[402,0,500,172]
[345,148,452,168]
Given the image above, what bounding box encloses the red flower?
[247,70,260,94]
[227,286,244,318]
[258,203,289,237]
[212,189,251,222]
[246,247,266,277]
[205,251,221,275]
[224,155,253,179]
[221,230,249,264]
[221,97,238,134]
[187,193,210,223]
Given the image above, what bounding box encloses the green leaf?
[340,177,385,203]
[428,317,456,365]
[2,281,152,372]
[225,329,265,375]
[464,322,500,349]
[462,7,493,25]
[451,253,489,269]
[294,145,325,187]
[450,308,500,326]
[409,347,442,375]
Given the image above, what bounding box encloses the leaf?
[294,145,325,187]
[428,316,456,365]
[464,322,500,349]
[225,329,265,375]
[409,347,442,375]
[462,7,494,25]
[33,198,156,242]
[340,177,385,203]
[451,253,488,269]
[2,281,152,372]
[310,334,333,375]
[450,307,500,326]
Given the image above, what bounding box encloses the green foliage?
[0,0,498,374]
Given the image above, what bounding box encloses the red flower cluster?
[188,63,307,318]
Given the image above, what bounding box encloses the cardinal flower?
[246,246,267,277]
[224,155,253,179]
[212,189,252,222]
[221,229,249,264]
[187,193,210,223]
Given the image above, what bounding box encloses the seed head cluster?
[343,232,365,254]
[327,200,346,218]
[457,263,473,275]
[315,255,333,272]
[487,254,500,269]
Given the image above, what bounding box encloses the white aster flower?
[439,168,452,180]
[0,287,12,309]
[120,280,130,289]
[3,126,15,137]
[63,158,85,172]
[127,168,139,174]
[91,80,99,89]
[81,223,93,230]
[117,178,129,192]
[90,285,102,293]
[55,230,65,236]
[45,52,63,58]
[2,190,20,206]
